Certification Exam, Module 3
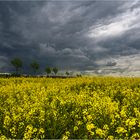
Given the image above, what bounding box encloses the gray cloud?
[0,0,140,74]
[0,56,10,72]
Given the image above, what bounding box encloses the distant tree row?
[10,57,58,76]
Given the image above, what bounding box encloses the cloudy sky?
[0,0,140,74]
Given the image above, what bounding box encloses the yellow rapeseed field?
[0,77,140,139]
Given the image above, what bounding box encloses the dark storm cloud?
[0,0,140,73]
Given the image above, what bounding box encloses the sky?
[0,0,140,75]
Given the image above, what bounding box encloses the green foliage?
[53,67,58,75]
[30,61,39,75]
[45,67,51,76]
[66,71,70,76]
[11,58,22,75]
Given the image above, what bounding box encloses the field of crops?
[0,77,140,139]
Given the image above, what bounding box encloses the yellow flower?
[4,115,11,128]
[0,135,7,140]
[107,135,114,140]
[131,133,140,139]
[96,128,105,138]
[77,120,83,126]
[87,115,92,121]
[103,124,109,130]
[74,126,78,131]
[1,77,140,139]
[86,123,95,131]
[39,128,44,133]
[116,127,127,134]
[62,135,68,140]
[126,118,136,127]
[129,118,136,126]
[33,128,38,133]
[10,127,17,137]
[138,122,140,127]
[120,109,127,118]
[90,131,94,136]
[65,131,70,136]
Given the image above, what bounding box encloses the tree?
[11,58,23,75]
[66,71,70,77]
[45,67,51,76]
[30,61,39,75]
[53,67,58,75]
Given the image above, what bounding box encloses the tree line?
[11,57,59,76]
[10,57,71,77]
